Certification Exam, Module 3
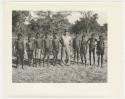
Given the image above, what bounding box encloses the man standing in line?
[96,35,105,67]
[14,33,24,69]
[87,33,97,65]
[52,33,60,66]
[60,29,72,66]
[33,32,42,67]
[73,32,80,63]
[26,34,34,67]
[43,33,51,66]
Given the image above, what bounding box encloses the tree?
[71,11,100,34]
[12,11,29,35]
[30,11,71,36]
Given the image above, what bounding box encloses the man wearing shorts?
[33,33,42,67]
[52,33,60,66]
[87,33,97,65]
[73,33,80,63]
[96,35,105,67]
[43,33,51,66]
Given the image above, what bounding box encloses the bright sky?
[67,11,107,25]
[29,11,107,26]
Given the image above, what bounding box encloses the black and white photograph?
[12,10,107,83]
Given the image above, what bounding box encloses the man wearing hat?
[60,29,72,66]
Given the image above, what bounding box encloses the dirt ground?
[12,51,107,83]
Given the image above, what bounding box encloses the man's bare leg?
[89,50,91,65]
[77,50,79,64]
[97,56,100,66]
[16,55,19,68]
[81,53,83,64]
[93,49,95,65]
[101,55,103,67]
[74,51,76,62]
[43,52,46,67]
[83,53,87,66]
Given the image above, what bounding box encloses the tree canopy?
[12,11,107,37]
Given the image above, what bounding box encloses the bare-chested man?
[52,33,60,66]
[73,33,80,63]
[87,33,97,65]
[14,33,24,69]
[96,35,105,67]
[26,34,34,66]
[80,34,87,66]
[33,32,42,67]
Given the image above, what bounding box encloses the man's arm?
[86,40,88,54]
[60,37,62,44]
[60,36,64,46]
[69,37,72,47]
[86,38,90,44]
[22,40,25,51]
[25,42,28,51]
[79,39,81,49]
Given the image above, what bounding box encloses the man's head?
[45,32,49,38]
[82,34,86,39]
[36,32,40,38]
[91,33,95,38]
[75,33,78,37]
[17,33,22,40]
[53,33,57,38]
[28,36,32,42]
[99,35,103,41]
[63,29,69,36]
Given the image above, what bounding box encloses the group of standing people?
[13,29,105,69]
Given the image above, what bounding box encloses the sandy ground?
[12,53,107,83]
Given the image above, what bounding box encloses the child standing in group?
[73,33,80,63]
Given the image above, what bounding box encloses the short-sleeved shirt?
[61,35,71,47]
[88,38,97,49]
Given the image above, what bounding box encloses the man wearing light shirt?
[60,29,72,66]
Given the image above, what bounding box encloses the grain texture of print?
[12,10,107,83]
